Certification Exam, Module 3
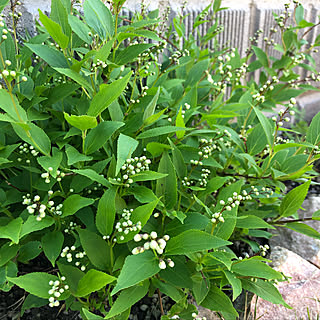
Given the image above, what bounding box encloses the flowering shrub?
[0,0,320,319]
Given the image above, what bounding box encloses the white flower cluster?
[63,221,78,233]
[168,49,190,65]
[18,143,38,156]
[271,97,296,127]
[116,156,151,187]
[259,244,270,257]
[60,246,87,271]
[171,314,206,320]
[114,209,142,241]
[90,58,107,71]
[132,232,171,259]
[199,168,211,187]
[41,168,65,184]
[212,191,255,224]
[48,277,69,308]
[22,194,47,221]
[253,77,280,103]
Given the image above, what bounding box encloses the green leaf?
[168,139,187,179]
[306,111,320,145]
[37,148,63,178]
[54,68,93,94]
[72,169,111,187]
[232,259,282,279]
[143,87,160,122]
[62,195,95,217]
[115,44,153,65]
[295,4,304,24]
[242,279,290,307]
[143,108,167,127]
[83,0,114,40]
[111,251,160,295]
[12,122,51,156]
[137,126,191,139]
[246,124,268,155]
[87,72,132,117]
[20,216,54,239]
[165,230,231,255]
[201,286,238,319]
[153,278,184,302]
[117,199,159,244]
[78,229,111,271]
[96,187,117,236]
[66,145,93,165]
[0,243,19,267]
[283,222,320,239]
[116,133,139,175]
[39,10,69,49]
[64,113,97,131]
[76,269,116,297]
[0,89,28,122]
[279,180,310,218]
[82,309,104,320]
[175,107,186,139]
[131,171,167,182]
[24,44,68,68]
[106,281,148,318]
[252,46,269,68]
[7,273,59,299]
[185,59,210,87]
[252,106,273,147]
[84,121,124,155]
[156,151,177,210]
[0,218,22,243]
[0,0,9,13]
[50,0,71,37]
[21,294,47,316]
[236,216,275,229]
[57,263,84,294]
[223,270,242,301]
[68,14,92,44]
[41,231,64,267]
[18,241,42,263]
[214,179,244,240]
[192,273,210,305]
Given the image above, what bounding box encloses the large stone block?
[250,246,320,320]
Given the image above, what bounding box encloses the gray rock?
[250,246,320,320]
[269,196,320,266]
[297,91,320,124]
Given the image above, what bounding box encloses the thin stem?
[157,288,164,315]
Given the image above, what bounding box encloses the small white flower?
[159,259,166,269]
[150,231,157,239]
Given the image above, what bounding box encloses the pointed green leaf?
[166,230,231,255]
[279,180,310,218]
[39,10,69,49]
[106,282,148,318]
[111,251,160,295]
[76,269,116,297]
[116,133,139,175]
[83,0,114,40]
[0,218,22,243]
[96,187,118,236]
[24,43,68,68]
[87,72,132,117]
[62,195,95,217]
[78,229,111,271]
[84,121,124,155]
[41,231,64,267]
[68,14,92,43]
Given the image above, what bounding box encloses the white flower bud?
[159,259,166,269]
